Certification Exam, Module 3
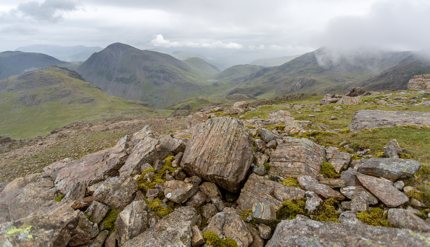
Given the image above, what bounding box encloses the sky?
[0,0,429,65]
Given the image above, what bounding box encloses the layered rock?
[181,117,254,192]
[266,215,430,247]
[350,110,430,130]
[123,207,199,247]
[408,74,430,90]
[357,158,420,181]
[269,137,325,178]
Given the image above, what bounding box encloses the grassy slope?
[0,67,157,139]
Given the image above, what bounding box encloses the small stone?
[164,180,198,204]
[384,139,402,158]
[266,140,277,149]
[257,224,272,240]
[304,191,322,213]
[85,201,110,224]
[258,128,278,143]
[252,202,277,224]
[191,225,204,247]
[199,182,220,199]
[201,203,218,220]
[186,191,208,208]
[394,180,405,190]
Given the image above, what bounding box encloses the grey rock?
[252,202,277,224]
[384,139,403,158]
[237,174,305,212]
[181,117,254,192]
[199,182,221,199]
[206,207,253,247]
[357,173,409,207]
[350,110,430,130]
[297,176,344,200]
[388,208,430,232]
[93,177,137,209]
[258,128,278,143]
[164,180,198,204]
[123,206,199,247]
[116,200,148,245]
[340,168,359,186]
[340,186,378,205]
[89,230,109,247]
[186,191,208,208]
[257,224,272,240]
[394,180,405,190]
[304,191,323,213]
[69,212,99,246]
[326,147,351,173]
[191,225,204,247]
[85,201,110,224]
[269,137,325,178]
[202,203,218,220]
[266,215,430,247]
[357,158,420,181]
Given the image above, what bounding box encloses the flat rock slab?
[237,174,305,212]
[266,215,430,247]
[356,173,408,207]
[357,158,420,181]
[269,137,325,178]
[350,110,430,130]
[181,117,254,192]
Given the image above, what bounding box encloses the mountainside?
[251,55,297,67]
[223,49,415,98]
[17,45,102,62]
[78,43,206,107]
[0,51,64,79]
[184,57,220,79]
[0,67,152,138]
[216,64,264,84]
[361,55,430,91]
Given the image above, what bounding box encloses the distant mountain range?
[250,56,297,67]
[0,51,64,80]
[17,45,102,62]
[0,67,151,138]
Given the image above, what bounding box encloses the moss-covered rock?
[281,177,299,187]
[102,208,120,231]
[203,231,238,247]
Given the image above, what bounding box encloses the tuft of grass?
[203,231,238,247]
[147,198,173,218]
[310,198,339,222]
[277,199,306,220]
[54,194,64,202]
[282,177,300,187]
[356,207,391,227]
[321,162,340,178]
[137,155,176,192]
[102,208,120,231]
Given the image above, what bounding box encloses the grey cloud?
[17,0,78,22]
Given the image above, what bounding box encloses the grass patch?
[147,198,174,218]
[310,198,340,222]
[277,199,306,220]
[356,207,391,227]
[203,231,238,247]
[54,194,64,202]
[277,198,340,222]
[282,177,300,187]
[102,208,120,231]
[321,162,340,178]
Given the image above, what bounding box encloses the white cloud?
[151,34,243,49]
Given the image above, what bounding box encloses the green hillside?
[184,57,220,79]
[0,67,155,139]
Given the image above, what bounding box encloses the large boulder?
[181,118,254,192]
[357,158,420,181]
[356,173,409,207]
[266,215,430,247]
[269,137,325,178]
[408,74,430,90]
[388,208,430,232]
[123,206,200,247]
[237,174,305,211]
[206,207,254,247]
[350,110,430,130]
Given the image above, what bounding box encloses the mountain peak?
[105,42,139,51]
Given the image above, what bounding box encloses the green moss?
[356,207,391,227]
[264,162,271,172]
[282,177,299,187]
[203,231,238,247]
[102,208,120,231]
[6,225,33,239]
[239,209,252,222]
[147,198,173,218]
[310,198,340,222]
[54,194,65,202]
[277,199,306,220]
[321,162,340,178]
[137,155,177,192]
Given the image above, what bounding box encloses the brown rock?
[181,117,254,192]
[297,176,344,200]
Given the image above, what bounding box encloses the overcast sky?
[0,0,429,64]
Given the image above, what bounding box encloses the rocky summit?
[1,90,430,247]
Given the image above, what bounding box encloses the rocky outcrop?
[408,74,430,90]
[123,207,199,247]
[237,174,305,211]
[269,137,325,178]
[356,173,409,207]
[206,207,253,247]
[350,110,430,130]
[181,117,254,192]
[357,158,420,181]
[266,215,430,247]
